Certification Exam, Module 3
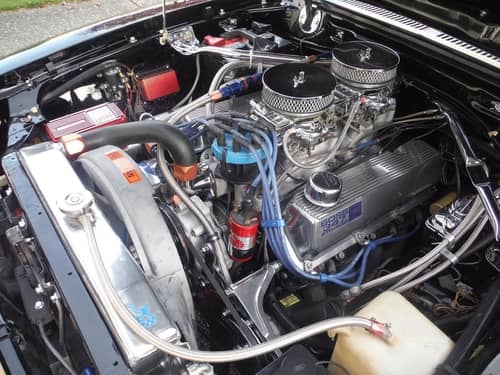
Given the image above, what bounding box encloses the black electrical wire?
[39,60,122,106]
[435,278,500,374]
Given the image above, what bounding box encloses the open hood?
[361,0,500,54]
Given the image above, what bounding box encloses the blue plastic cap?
[211,133,266,165]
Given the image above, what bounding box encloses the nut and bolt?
[335,251,346,261]
[34,300,44,310]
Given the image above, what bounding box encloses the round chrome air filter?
[262,63,336,117]
[331,41,399,89]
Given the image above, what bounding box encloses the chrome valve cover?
[285,141,441,260]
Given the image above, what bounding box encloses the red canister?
[229,201,259,263]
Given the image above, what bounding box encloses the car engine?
[0,1,499,375]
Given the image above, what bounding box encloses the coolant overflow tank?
[328,291,453,375]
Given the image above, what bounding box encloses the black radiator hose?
[40,60,122,106]
[61,121,198,181]
[434,277,500,375]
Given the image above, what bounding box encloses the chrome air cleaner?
[262,63,336,117]
[331,41,399,90]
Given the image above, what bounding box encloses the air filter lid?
[331,41,399,89]
[262,63,335,116]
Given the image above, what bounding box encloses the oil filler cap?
[304,171,342,207]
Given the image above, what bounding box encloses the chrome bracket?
[227,262,281,340]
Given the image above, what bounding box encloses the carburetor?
[250,62,337,145]
[331,41,399,134]
[250,41,399,151]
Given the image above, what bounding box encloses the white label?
[87,106,116,125]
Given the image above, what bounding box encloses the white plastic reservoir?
[328,291,454,375]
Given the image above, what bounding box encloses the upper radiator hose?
[61,121,198,181]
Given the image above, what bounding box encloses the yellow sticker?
[279,294,301,308]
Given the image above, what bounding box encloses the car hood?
[351,0,499,54]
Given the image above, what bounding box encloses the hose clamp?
[444,233,456,246]
[441,248,459,265]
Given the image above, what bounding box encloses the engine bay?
[0,1,499,374]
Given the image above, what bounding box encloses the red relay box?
[45,102,127,142]
[135,66,180,101]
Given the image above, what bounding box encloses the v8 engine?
[1,3,499,375]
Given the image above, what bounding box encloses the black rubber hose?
[460,232,495,260]
[40,60,121,106]
[79,121,197,167]
[269,302,332,351]
[435,278,500,375]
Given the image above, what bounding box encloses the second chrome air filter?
[331,41,399,90]
[262,63,336,117]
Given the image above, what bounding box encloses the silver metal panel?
[284,141,441,259]
[326,0,500,70]
[18,143,179,372]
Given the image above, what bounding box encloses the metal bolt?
[129,36,137,44]
[34,300,44,310]
[219,8,225,15]
[304,261,313,272]
[354,232,369,245]
[18,218,26,229]
[67,193,83,205]
[35,284,44,294]
[21,115,32,124]
[335,251,346,261]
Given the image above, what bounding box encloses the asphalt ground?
[0,0,161,58]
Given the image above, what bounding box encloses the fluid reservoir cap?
[304,171,342,207]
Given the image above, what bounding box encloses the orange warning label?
[105,150,142,184]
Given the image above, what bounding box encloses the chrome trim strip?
[326,0,500,70]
